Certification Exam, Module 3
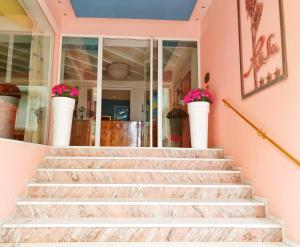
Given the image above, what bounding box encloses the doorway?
[58,36,199,147]
[100,38,152,147]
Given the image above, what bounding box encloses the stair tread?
[16,198,263,206]
[28,183,250,187]
[50,147,224,151]
[45,156,230,160]
[37,168,239,173]
[0,243,290,247]
[2,217,281,228]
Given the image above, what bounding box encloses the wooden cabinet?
[71,120,149,147]
[70,120,94,146]
[101,121,143,147]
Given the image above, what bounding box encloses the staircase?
[0,147,289,246]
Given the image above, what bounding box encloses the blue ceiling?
[70,0,197,21]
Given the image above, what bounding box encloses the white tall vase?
[187,101,210,149]
[52,97,75,146]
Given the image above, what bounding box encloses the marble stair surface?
[0,243,293,247]
[15,198,266,218]
[0,147,286,244]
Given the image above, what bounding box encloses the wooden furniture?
[71,120,149,147]
[70,120,94,146]
[101,120,143,147]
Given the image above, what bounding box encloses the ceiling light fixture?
[108,62,130,80]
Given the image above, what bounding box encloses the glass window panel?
[162,41,198,148]
[0,35,9,81]
[11,35,31,83]
[0,0,53,144]
[60,37,99,146]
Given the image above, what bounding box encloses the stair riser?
[49,148,224,159]
[0,227,282,242]
[42,159,232,170]
[27,186,252,199]
[16,204,265,218]
[35,171,241,184]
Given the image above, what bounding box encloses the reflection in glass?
[162,41,198,148]
[60,37,99,146]
[101,38,151,147]
[0,0,53,144]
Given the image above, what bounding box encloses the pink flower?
[70,88,79,97]
[51,83,79,99]
[183,87,213,104]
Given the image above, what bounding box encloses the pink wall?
[0,139,50,220]
[61,18,201,38]
[201,0,300,242]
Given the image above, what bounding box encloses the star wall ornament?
[259,77,265,87]
[266,72,273,82]
[274,67,281,78]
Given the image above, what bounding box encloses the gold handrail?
[222,99,300,167]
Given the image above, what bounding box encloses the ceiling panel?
[70,0,197,21]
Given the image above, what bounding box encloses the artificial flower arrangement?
[183,88,213,149]
[52,83,80,98]
[183,88,213,104]
[51,83,79,146]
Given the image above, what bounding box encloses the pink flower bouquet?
[184,88,213,104]
[52,83,79,99]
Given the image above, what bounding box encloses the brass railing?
[222,99,300,167]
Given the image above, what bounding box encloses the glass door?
[158,40,199,148]
[58,36,198,147]
[60,37,99,146]
[100,38,152,147]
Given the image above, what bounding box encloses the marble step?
[26,183,252,199]
[0,218,282,243]
[48,147,224,159]
[16,198,265,218]
[35,169,241,184]
[42,157,233,171]
[0,243,291,247]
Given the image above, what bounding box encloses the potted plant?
[0,84,21,138]
[51,83,79,146]
[166,108,187,147]
[184,88,213,149]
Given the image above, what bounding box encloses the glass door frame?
[99,36,154,147]
[57,35,154,147]
[157,38,201,148]
[57,35,200,147]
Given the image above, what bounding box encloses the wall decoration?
[237,0,287,99]
[114,106,129,121]
[204,72,210,90]
[204,72,210,84]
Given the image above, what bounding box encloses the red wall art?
[237,0,287,98]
